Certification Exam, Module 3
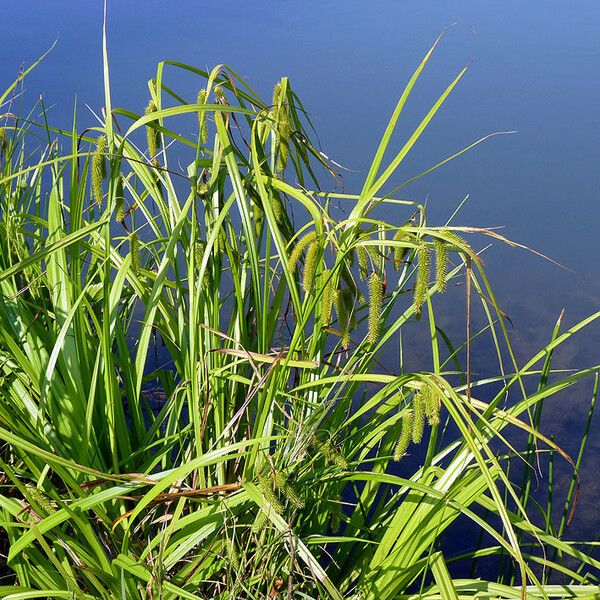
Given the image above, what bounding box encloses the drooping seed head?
[411,391,425,444]
[272,194,284,224]
[92,135,107,206]
[272,81,282,107]
[277,112,291,171]
[302,240,320,293]
[254,204,264,236]
[288,230,317,273]
[393,409,413,461]
[423,382,441,426]
[197,89,208,143]
[413,242,430,316]
[224,539,240,571]
[435,238,447,293]
[444,230,467,251]
[214,85,226,104]
[356,245,369,281]
[145,100,160,161]
[194,240,206,267]
[277,472,304,509]
[393,230,408,270]
[251,509,268,534]
[257,470,284,515]
[321,269,335,326]
[115,175,124,223]
[368,271,383,345]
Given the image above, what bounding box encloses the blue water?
[4,0,600,563]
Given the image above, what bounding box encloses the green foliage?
[0,32,599,600]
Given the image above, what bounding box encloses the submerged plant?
[0,27,599,600]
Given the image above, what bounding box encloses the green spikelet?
[423,383,441,426]
[365,243,380,263]
[356,245,369,280]
[393,410,413,461]
[254,204,264,236]
[275,472,305,509]
[224,539,240,571]
[272,81,282,107]
[413,242,430,315]
[275,470,287,489]
[393,230,408,270]
[92,135,107,206]
[194,240,206,266]
[197,181,209,200]
[288,230,317,273]
[257,471,284,515]
[368,272,383,345]
[335,288,350,347]
[115,175,124,223]
[251,509,268,534]
[443,230,465,247]
[332,447,348,470]
[24,484,56,516]
[145,100,160,161]
[330,495,342,533]
[129,232,141,274]
[277,108,291,171]
[214,84,226,103]
[0,127,6,152]
[412,391,425,444]
[284,482,305,509]
[272,194,284,223]
[315,438,348,470]
[435,239,447,293]
[218,228,227,253]
[197,89,208,143]
[303,240,320,292]
[321,270,335,325]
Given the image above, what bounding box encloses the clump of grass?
[0,30,599,600]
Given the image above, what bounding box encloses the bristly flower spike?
[411,391,425,444]
[302,240,320,292]
[393,230,408,270]
[368,271,383,345]
[435,238,447,293]
[288,230,317,273]
[413,242,430,316]
[197,89,208,144]
[92,135,107,206]
[394,410,413,461]
[145,100,160,163]
[321,270,335,326]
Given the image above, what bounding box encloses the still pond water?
[4,0,600,551]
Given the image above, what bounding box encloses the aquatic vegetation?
[1,28,600,600]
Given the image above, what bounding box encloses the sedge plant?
[1,27,600,600]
